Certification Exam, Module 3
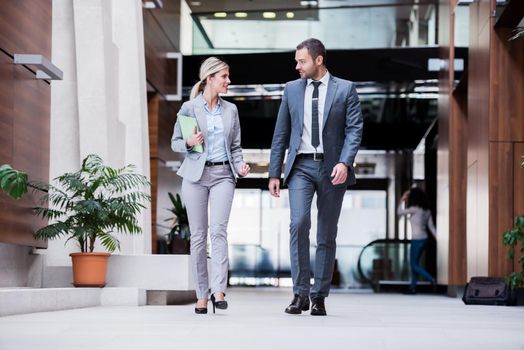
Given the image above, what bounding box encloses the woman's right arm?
[397,190,415,216]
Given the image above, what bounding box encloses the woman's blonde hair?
[189,57,229,100]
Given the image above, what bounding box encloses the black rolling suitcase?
[462,277,511,305]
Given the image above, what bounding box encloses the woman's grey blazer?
[171,94,245,182]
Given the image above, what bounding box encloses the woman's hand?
[238,163,251,177]
[186,127,204,148]
[400,190,410,202]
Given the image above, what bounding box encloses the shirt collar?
[203,96,221,112]
[307,71,330,87]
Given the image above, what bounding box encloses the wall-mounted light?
[165,52,183,101]
[143,0,163,9]
[13,54,63,80]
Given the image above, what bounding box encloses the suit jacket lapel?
[194,94,208,140]
[323,76,337,129]
[219,97,231,142]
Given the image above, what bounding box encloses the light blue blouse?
[204,100,228,162]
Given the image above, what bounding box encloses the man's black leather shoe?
[310,297,327,316]
[285,294,310,314]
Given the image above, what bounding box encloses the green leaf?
[515,216,524,230]
[98,232,120,252]
[0,164,29,199]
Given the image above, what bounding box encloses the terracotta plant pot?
[69,252,111,287]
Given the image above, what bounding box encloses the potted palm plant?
[165,192,190,254]
[0,154,150,287]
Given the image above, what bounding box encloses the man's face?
[295,47,322,79]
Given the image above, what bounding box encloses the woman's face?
[207,68,230,94]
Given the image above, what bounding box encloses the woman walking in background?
[398,187,436,294]
[171,57,250,314]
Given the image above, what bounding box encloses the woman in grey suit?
[171,57,250,314]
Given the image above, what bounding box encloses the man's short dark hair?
[296,38,326,65]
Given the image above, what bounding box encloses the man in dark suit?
[269,38,363,316]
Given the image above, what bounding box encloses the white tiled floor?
[0,288,523,350]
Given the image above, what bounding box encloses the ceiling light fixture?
[235,12,248,18]
[263,12,276,19]
[300,1,318,6]
[214,12,227,18]
[286,12,295,19]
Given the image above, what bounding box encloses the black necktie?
[311,81,322,149]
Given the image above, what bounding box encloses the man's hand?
[330,163,348,185]
[186,126,204,148]
[268,177,281,197]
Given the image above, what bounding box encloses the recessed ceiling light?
[262,12,276,19]
[235,12,248,18]
[286,12,295,19]
[214,12,227,18]
[190,1,201,5]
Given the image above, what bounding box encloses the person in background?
[171,57,250,314]
[398,187,437,294]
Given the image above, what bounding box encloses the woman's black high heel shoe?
[194,307,208,314]
[210,293,228,314]
[194,299,208,314]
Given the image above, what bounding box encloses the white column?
[49,0,151,267]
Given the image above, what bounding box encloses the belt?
[205,160,230,166]
[296,153,324,161]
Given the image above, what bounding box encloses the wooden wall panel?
[448,91,468,284]
[0,0,51,248]
[147,92,181,253]
[148,94,160,252]
[513,143,524,273]
[488,143,515,276]
[489,28,524,142]
[0,0,51,57]
[485,0,524,276]
[0,53,49,248]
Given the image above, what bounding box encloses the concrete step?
[0,287,145,317]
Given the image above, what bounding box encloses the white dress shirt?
[298,71,330,154]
